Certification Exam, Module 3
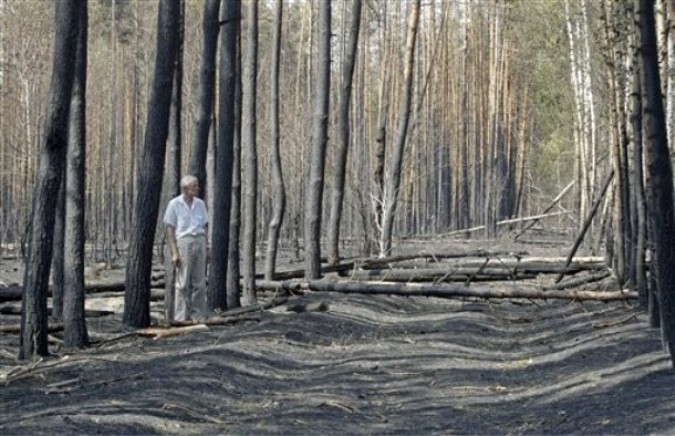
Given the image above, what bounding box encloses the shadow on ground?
[1,291,673,435]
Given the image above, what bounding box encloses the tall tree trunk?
[162,0,184,321]
[327,0,362,266]
[208,0,239,311]
[20,0,80,359]
[51,174,65,320]
[123,0,180,328]
[378,0,421,257]
[639,0,675,365]
[631,38,648,308]
[166,0,184,199]
[63,0,88,348]
[227,64,242,309]
[264,0,286,280]
[304,0,331,279]
[189,0,220,190]
[242,0,259,301]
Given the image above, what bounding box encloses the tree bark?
[629,1,648,309]
[555,170,614,283]
[123,0,180,328]
[306,280,637,302]
[208,0,239,311]
[241,0,258,302]
[189,0,220,191]
[165,0,184,200]
[379,0,421,257]
[639,0,675,365]
[304,1,331,279]
[51,173,66,320]
[264,0,286,281]
[162,0,184,322]
[327,0,362,266]
[19,0,80,360]
[63,0,88,348]
[227,44,243,310]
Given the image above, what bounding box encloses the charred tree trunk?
[123,0,180,328]
[189,0,220,190]
[227,62,242,309]
[162,0,184,321]
[304,0,331,279]
[639,0,675,365]
[166,0,184,199]
[208,0,239,311]
[629,1,648,309]
[327,0,362,265]
[242,0,259,301]
[51,173,66,320]
[20,0,80,359]
[63,1,88,348]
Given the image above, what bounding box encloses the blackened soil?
[1,290,673,435]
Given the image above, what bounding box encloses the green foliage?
[509,0,577,206]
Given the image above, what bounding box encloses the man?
[163,175,209,322]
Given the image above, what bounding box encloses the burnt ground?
[1,238,675,435]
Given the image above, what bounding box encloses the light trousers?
[174,235,207,321]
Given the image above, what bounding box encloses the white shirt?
[163,195,209,240]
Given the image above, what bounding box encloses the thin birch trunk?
[264,0,286,280]
[378,0,421,257]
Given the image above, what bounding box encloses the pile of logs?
[0,249,634,313]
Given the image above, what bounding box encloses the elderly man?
[163,175,209,322]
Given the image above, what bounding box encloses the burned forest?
[2,0,675,434]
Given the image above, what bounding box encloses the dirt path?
[1,289,673,435]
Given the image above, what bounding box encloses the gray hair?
[180,175,198,189]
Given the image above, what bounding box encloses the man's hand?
[172,252,181,268]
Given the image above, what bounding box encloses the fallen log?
[0,322,63,334]
[305,280,637,301]
[441,212,568,237]
[266,249,530,281]
[209,296,290,318]
[342,268,536,282]
[514,181,575,240]
[543,271,612,291]
[374,256,605,271]
[342,261,606,281]
[138,324,210,339]
[0,303,114,317]
[384,257,606,271]
[556,170,614,283]
[0,281,165,303]
[91,288,165,301]
[168,313,262,327]
[254,280,305,293]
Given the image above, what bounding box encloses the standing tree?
[208,0,239,311]
[304,0,331,279]
[639,0,675,365]
[226,47,243,310]
[162,0,184,322]
[189,0,221,191]
[20,0,80,359]
[51,175,65,319]
[63,0,88,347]
[264,0,285,280]
[327,0,362,266]
[123,0,180,328]
[378,0,421,257]
[242,0,259,302]
[165,0,184,198]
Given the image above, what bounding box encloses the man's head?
[180,175,200,199]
